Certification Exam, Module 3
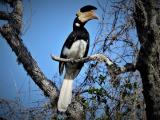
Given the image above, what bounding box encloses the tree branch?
[0,25,58,101]
[0,0,58,101]
[51,54,113,65]
[51,54,137,75]
[0,11,11,20]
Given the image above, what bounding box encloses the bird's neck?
[73,17,86,30]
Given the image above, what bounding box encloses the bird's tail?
[58,78,73,112]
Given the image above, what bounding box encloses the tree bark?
[134,0,160,119]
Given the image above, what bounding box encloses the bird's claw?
[70,58,75,64]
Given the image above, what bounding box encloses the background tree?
[0,0,159,119]
[134,0,160,119]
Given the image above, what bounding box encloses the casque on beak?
[76,10,99,23]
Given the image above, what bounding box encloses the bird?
[58,5,98,112]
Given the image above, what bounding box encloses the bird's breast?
[63,39,87,59]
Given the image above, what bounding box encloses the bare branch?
[51,54,113,65]
[0,25,58,101]
[0,0,59,100]
[0,11,11,20]
[51,54,137,75]
[10,0,23,34]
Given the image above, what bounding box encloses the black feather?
[80,5,97,12]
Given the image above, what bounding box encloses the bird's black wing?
[59,55,66,75]
[59,31,76,75]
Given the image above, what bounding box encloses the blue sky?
[0,0,100,107]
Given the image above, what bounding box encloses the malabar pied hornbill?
[58,5,98,112]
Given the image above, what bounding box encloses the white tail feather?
[58,78,73,112]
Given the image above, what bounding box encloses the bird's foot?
[70,58,75,64]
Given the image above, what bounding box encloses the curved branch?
[0,0,58,101]
[0,25,58,101]
[51,54,137,75]
[51,54,113,65]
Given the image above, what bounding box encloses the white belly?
[63,40,87,59]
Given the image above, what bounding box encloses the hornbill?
[58,5,98,112]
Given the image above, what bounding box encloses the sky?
[0,0,101,107]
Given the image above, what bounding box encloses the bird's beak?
[76,10,99,23]
[90,11,99,20]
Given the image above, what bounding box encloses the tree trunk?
[134,0,160,119]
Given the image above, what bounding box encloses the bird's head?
[76,5,98,23]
